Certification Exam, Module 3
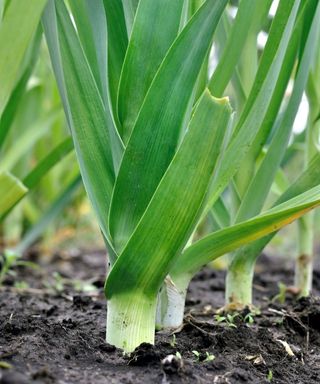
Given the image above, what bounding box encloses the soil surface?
[0,249,320,383]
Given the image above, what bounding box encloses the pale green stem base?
[225,262,254,309]
[295,214,314,297]
[106,292,157,352]
[156,276,188,329]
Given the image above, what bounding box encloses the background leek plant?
[0,0,84,279]
[295,39,320,297]
[157,0,320,325]
[34,0,320,353]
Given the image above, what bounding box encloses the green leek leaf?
[172,184,320,280]
[209,0,272,97]
[43,0,122,242]
[103,0,128,115]
[117,0,184,141]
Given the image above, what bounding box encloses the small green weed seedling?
[192,350,215,363]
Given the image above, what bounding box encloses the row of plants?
[0,0,87,279]
[1,0,320,353]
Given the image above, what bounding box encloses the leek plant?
[40,0,320,352]
[0,1,82,279]
[295,39,320,297]
[223,0,320,308]
[159,0,320,322]
[0,0,76,224]
[0,0,47,219]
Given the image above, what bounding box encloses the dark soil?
[0,250,320,383]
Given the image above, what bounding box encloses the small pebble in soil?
[161,354,183,374]
[128,343,159,366]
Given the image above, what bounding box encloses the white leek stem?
[225,262,254,309]
[106,291,156,352]
[156,274,191,329]
[156,276,187,329]
[295,214,314,297]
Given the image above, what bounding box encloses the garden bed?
[0,250,320,384]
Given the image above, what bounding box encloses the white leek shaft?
[295,214,314,297]
[156,277,187,329]
[106,292,156,352]
[225,264,254,309]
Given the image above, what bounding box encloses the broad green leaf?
[209,0,272,97]
[172,185,320,280]
[43,0,122,241]
[235,1,320,223]
[0,0,47,116]
[109,0,228,253]
[0,171,27,217]
[68,0,108,106]
[106,91,231,298]
[103,0,128,115]
[117,0,184,141]
[203,0,301,216]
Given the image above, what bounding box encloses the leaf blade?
[117,0,184,141]
[43,0,120,241]
[172,185,320,279]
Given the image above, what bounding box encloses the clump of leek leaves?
[42,0,320,352]
[218,0,320,308]
[0,0,80,280]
